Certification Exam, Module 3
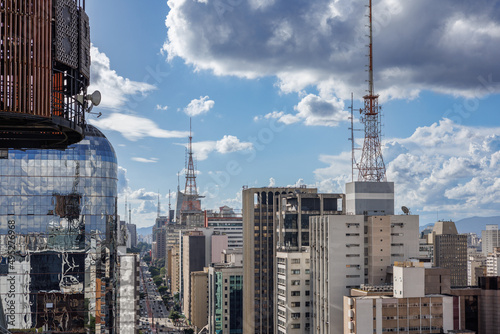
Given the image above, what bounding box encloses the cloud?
[163,0,500,100]
[268,177,275,187]
[186,135,253,160]
[132,157,159,163]
[261,94,349,126]
[313,118,500,220]
[89,46,156,109]
[156,104,169,111]
[129,189,159,201]
[117,166,130,195]
[89,113,190,141]
[184,96,215,116]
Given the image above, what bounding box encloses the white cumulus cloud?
[163,0,500,101]
[314,118,500,221]
[89,46,156,110]
[261,94,348,126]
[184,96,215,117]
[89,113,190,141]
[182,135,254,160]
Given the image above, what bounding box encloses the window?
[291,280,300,286]
[291,291,300,296]
[291,269,300,275]
[291,259,300,264]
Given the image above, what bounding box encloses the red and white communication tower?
[357,0,386,182]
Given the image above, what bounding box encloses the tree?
[158,286,167,295]
[149,267,160,277]
[183,329,194,334]
[169,311,181,321]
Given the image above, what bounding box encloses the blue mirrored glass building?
[0,125,118,333]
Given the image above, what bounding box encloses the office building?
[206,207,243,249]
[152,216,169,261]
[482,225,500,257]
[468,252,486,286]
[274,192,343,334]
[478,276,500,334]
[0,0,92,149]
[126,223,137,248]
[486,247,500,276]
[117,253,140,334]
[344,263,454,334]
[242,187,316,334]
[182,231,206,317]
[208,249,243,334]
[190,269,209,332]
[432,221,468,286]
[0,125,118,332]
[310,181,419,334]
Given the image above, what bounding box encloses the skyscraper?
[431,221,468,287]
[0,125,118,332]
[242,187,316,334]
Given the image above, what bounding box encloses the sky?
[84,0,500,228]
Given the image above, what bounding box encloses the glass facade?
[0,125,118,333]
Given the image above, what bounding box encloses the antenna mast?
[357,0,386,182]
[183,118,199,210]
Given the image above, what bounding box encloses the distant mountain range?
[419,216,500,236]
[137,225,153,236]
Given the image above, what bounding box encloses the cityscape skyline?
[84,0,500,228]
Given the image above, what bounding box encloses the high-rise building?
[182,231,206,318]
[0,125,118,332]
[274,192,343,334]
[208,249,243,334]
[478,276,500,334]
[310,181,419,334]
[206,207,243,249]
[242,187,316,334]
[486,247,500,276]
[431,221,468,286]
[190,269,209,332]
[468,252,486,286]
[117,252,140,334]
[0,0,94,149]
[482,225,500,257]
[126,223,137,248]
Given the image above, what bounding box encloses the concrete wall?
[345,182,394,216]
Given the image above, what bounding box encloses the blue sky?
[85,0,500,228]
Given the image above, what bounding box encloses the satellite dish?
[401,206,410,215]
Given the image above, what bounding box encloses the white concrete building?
[482,224,500,257]
[310,214,365,334]
[486,247,500,276]
[275,250,312,334]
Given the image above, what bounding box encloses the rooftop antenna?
[357,0,386,182]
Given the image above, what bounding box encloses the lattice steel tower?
[357,0,386,182]
[183,119,199,210]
